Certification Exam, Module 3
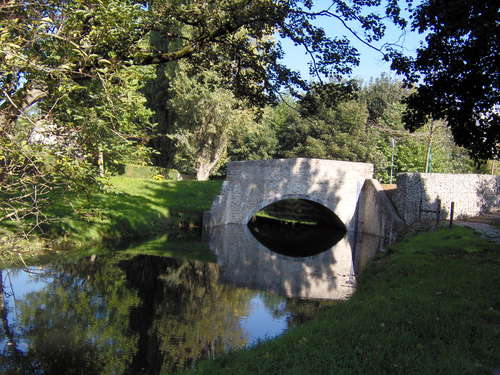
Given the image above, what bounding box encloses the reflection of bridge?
[209,224,383,300]
[207,158,402,245]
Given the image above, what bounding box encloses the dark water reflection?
[210,224,382,300]
[248,216,346,257]
[0,244,332,374]
[0,223,383,374]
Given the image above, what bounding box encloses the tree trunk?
[195,135,227,181]
[196,163,212,181]
[98,146,105,177]
[0,85,47,135]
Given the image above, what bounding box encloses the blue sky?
[279,2,426,83]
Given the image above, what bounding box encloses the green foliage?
[260,76,478,183]
[122,164,180,180]
[392,0,499,160]
[269,84,389,178]
[228,115,278,162]
[49,65,156,173]
[0,127,98,235]
[180,227,500,375]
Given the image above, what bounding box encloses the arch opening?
[247,198,346,257]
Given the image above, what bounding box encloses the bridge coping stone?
[227,158,373,181]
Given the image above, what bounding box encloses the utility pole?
[424,121,434,173]
[389,137,396,184]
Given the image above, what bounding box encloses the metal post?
[449,202,455,228]
[425,121,434,173]
[418,195,422,222]
[436,199,441,227]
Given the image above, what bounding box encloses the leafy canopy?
[392,0,499,160]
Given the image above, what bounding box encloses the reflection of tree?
[260,292,288,319]
[0,270,24,374]
[4,256,140,375]
[120,256,253,374]
[260,291,335,327]
[1,252,329,374]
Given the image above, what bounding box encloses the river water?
[0,222,382,374]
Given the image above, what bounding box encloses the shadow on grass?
[39,178,223,249]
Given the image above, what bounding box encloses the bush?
[121,165,180,180]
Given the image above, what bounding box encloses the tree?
[167,70,257,180]
[1,0,406,115]
[265,77,478,182]
[271,82,389,177]
[392,0,499,160]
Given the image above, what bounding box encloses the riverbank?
[178,226,500,375]
[0,177,222,265]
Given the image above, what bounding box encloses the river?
[0,219,381,374]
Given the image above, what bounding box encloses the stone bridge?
[207,158,402,244]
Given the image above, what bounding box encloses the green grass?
[0,177,222,258]
[46,176,222,246]
[106,176,221,211]
[177,226,500,375]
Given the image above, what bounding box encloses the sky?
[279,2,426,83]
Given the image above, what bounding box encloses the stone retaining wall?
[394,173,500,225]
[357,179,404,247]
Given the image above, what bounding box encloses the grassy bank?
[0,177,222,263]
[46,176,222,245]
[178,226,500,375]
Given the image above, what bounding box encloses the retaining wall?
[394,173,500,225]
[357,179,404,247]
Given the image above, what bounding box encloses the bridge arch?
[208,158,374,232]
[244,194,347,231]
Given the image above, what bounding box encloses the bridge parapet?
[226,158,373,182]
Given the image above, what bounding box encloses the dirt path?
[455,211,500,244]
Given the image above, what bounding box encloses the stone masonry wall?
[394,173,500,225]
[357,179,404,247]
[209,158,374,231]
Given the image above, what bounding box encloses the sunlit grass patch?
[0,177,223,259]
[47,177,222,246]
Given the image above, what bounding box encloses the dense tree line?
[226,75,477,182]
